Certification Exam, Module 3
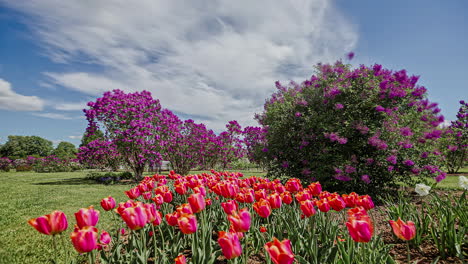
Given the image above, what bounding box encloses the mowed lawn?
[0,171,133,264]
[0,169,464,264]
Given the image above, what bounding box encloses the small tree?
[84,90,177,180]
[218,121,245,170]
[243,126,268,170]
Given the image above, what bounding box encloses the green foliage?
[79,129,104,148]
[52,141,77,159]
[0,135,53,159]
[385,190,467,260]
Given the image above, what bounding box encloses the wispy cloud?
[0,78,45,111]
[32,112,73,120]
[54,101,88,111]
[68,135,81,139]
[4,0,358,129]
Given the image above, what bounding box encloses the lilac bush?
[257,61,446,194]
[243,126,268,169]
[83,90,180,180]
[77,139,122,171]
[439,100,468,173]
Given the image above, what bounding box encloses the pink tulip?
[346,209,373,243]
[28,210,68,235]
[264,238,295,264]
[228,208,251,232]
[389,218,416,241]
[188,193,206,213]
[70,226,98,253]
[177,214,197,234]
[300,200,316,218]
[221,200,238,215]
[253,199,272,218]
[100,196,116,211]
[218,231,242,259]
[120,205,148,230]
[75,206,100,228]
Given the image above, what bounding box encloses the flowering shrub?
[0,157,12,172]
[439,100,468,173]
[32,155,82,173]
[256,61,445,195]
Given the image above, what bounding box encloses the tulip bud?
[389,218,416,241]
[100,196,116,211]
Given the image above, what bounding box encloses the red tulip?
[307,182,322,196]
[152,194,165,205]
[175,254,187,264]
[300,200,316,218]
[357,195,375,210]
[228,208,251,232]
[295,191,311,202]
[328,194,346,212]
[70,226,98,253]
[100,196,116,211]
[253,199,272,218]
[346,210,373,243]
[342,192,358,208]
[75,206,100,228]
[218,231,242,259]
[165,212,179,226]
[254,189,267,201]
[221,200,238,215]
[264,237,294,264]
[28,210,68,235]
[259,226,267,233]
[188,193,206,213]
[316,199,331,213]
[389,218,416,241]
[120,204,147,230]
[177,214,197,234]
[285,178,302,192]
[125,187,140,199]
[176,203,193,215]
[267,193,282,209]
[280,191,293,205]
[143,203,162,225]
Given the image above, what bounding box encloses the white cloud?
[68,135,81,139]
[0,78,45,111]
[32,112,73,120]
[54,101,88,111]
[4,0,358,129]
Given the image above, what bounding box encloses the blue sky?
[0,0,466,146]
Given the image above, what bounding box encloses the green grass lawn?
[0,171,134,264]
[0,168,464,263]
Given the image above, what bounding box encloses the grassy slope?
[0,168,464,263]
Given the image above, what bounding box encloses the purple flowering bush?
[0,157,12,172]
[257,61,446,195]
[438,100,468,173]
[83,90,179,180]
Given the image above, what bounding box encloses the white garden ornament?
[459,175,468,190]
[415,183,431,196]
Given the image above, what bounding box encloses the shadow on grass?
[34,178,134,186]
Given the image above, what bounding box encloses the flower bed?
[28,170,467,263]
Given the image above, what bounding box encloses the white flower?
[459,176,468,190]
[415,183,431,196]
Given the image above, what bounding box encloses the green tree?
[52,141,77,159]
[80,129,104,148]
[0,135,53,159]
